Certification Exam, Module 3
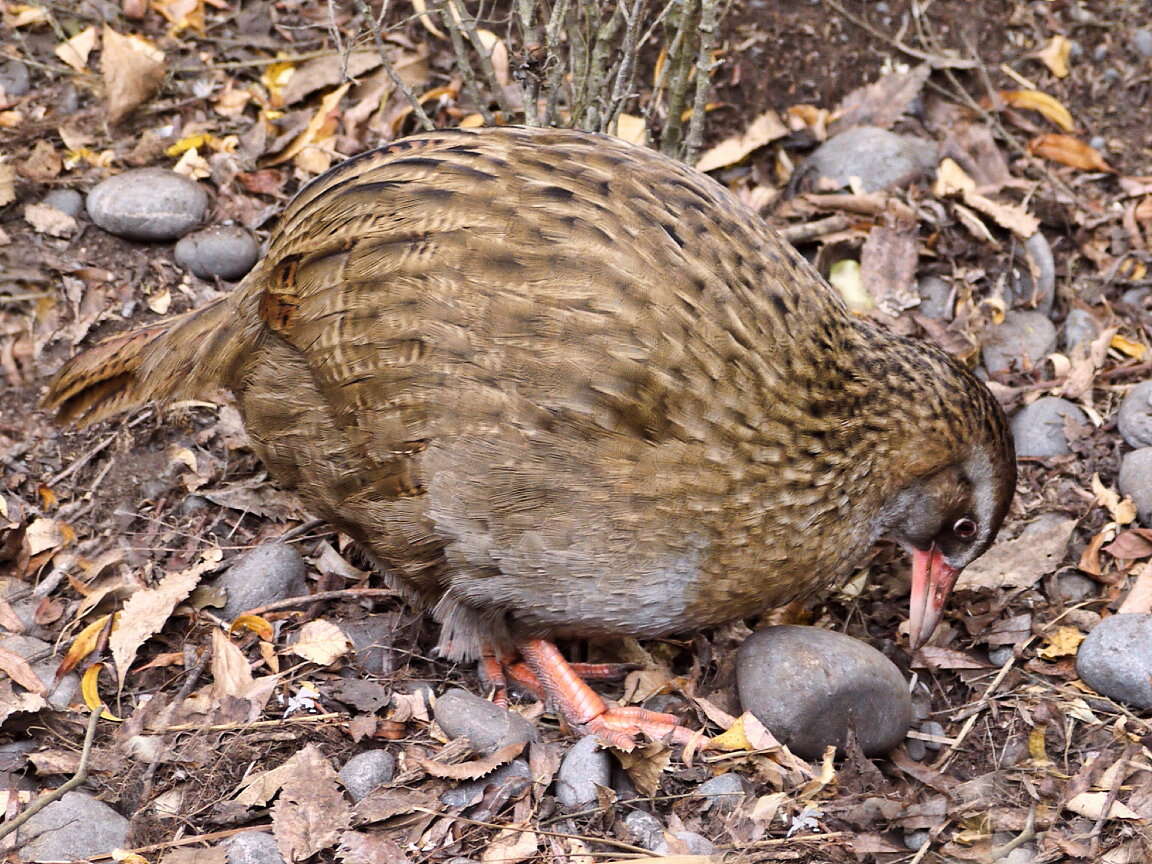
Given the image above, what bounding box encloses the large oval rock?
[982,310,1057,376]
[433,688,536,755]
[213,543,309,619]
[87,168,209,241]
[1010,397,1087,458]
[805,127,938,193]
[736,626,912,758]
[1119,448,1152,526]
[175,225,260,281]
[1077,614,1152,709]
[1118,381,1152,449]
[14,791,129,862]
[555,735,611,808]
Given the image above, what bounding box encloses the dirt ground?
[2,0,1152,862]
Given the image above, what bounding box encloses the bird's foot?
[516,638,705,751]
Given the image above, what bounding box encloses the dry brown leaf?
[201,479,303,521]
[55,25,98,72]
[621,667,672,704]
[695,110,787,173]
[1037,625,1085,659]
[830,63,930,135]
[1029,134,1114,172]
[961,190,1039,238]
[337,829,408,864]
[999,90,1074,132]
[57,613,114,679]
[102,26,166,124]
[409,740,525,780]
[272,744,352,861]
[1065,792,1141,820]
[956,514,1075,591]
[111,549,221,688]
[1118,561,1152,615]
[613,741,671,796]
[1103,529,1152,561]
[0,163,14,207]
[480,824,538,864]
[291,619,350,666]
[160,846,227,864]
[24,517,73,556]
[0,645,44,693]
[24,202,77,237]
[1032,35,1072,78]
[861,223,919,315]
[0,679,45,726]
[210,627,255,700]
[352,787,439,825]
[282,51,383,106]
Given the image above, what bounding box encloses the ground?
[2,1,1152,862]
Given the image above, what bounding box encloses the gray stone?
[805,127,938,193]
[0,60,29,98]
[988,646,1014,666]
[981,310,1057,376]
[1061,308,1101,351]
[439,759,531,809]
[1077,614,1152,709]
[622,810,664,850]
[917,275,953,319]
[904,736,927,761]
[339,750,396,802]
[736,626,912,758]
[0,634,78,711]
[87,168,209,241]
[1010,397,1088,458]
[225,831,286,864]
[1118,381,1152,448]
[1055,572,1098,604]
[212,543,309,619]
[13,791,128,862]
[175,225,260,281]
[1121,287,1150,309]
[42,188,84,218]
[1132,29,1152,58]
[1009,233,1056,314]
[555,735,611,808]
[342,613,402,676]
[905,830,930,851]
[1119,448,1152,526]
[434,689,536,755]
[920,720,946,751]
[655,831,716,855]
[695,772,749,813]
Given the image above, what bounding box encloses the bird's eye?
[953,517,978,539]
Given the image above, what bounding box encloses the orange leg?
[516,638,703,750]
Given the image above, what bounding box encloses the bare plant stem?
[436,0,496,124]
[355,0,435,130]
[685,0,719,162]
[446,0,516,117]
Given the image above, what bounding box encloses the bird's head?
[878,437,1016,648]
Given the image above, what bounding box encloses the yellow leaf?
[1027,726,1050,764]
[829,259,872,313]
[81,663,122,720]
[1029,134,1114,172]
[1111,334,1148,360]
[1033,35,1071,78]
[710,714,754,752]
[1038,625,1085,659]
[934,157,977,196]
[230,614,274,640]
[1000,90,1074,132]
[611,113,646,146]
[695,110,788,173]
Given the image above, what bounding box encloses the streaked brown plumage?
[45,126,1015,745]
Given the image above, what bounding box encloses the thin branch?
[684,0,720,162]
[354,0,436,131]
[436,0,497,124]
[445,0,516,118]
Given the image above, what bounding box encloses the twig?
[0,705,102,842]
[355,0,436,131]
[982,805,1036,863]
[87,825,274,860]
[239,586,399,618]
[684,0,719,163]
[413,808,653,854]
[605,0,646,134]
[445,0,516,118]
[436,0,496,125]
[148,711,347,734]
[780,214,853,244]
[825,0,976,69]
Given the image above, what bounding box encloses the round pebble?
[433,688,536,755]
[1132,29,1152,58]
[1009,397,1088,458]
[439,759,531,809]
[41,188,84,218]
[0,60,30,98]
[1076,614,1152,709]
[920,720,946,751]
[1118,448,1152,525]
[655,831,716,855]
[175,225,260,281]
[339,750,396,802]
[904,736,927,761]
[87,167,209,241]
[1054,572,1098,604]
[1061,308,1101,352]
[736,625,912,758]
[623,810,665,850]
[1009,233,1055,314]
[1121,287,1150,309]
[988,646,1014,666]
[555,735,611,808]
[805,127,938,193]
[341,613,403,676]
[904,830,930,851]
[917,275,953,320]
[981,310,1057,376]
[224,831,286,864]
[212,543,309,619]
[695,772,749,813]
[1117,381,1152,448]
[14,791,129,862]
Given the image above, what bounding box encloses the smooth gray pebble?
[433,689,536,755]
[1118,448,1152,525]
[175,225,260,281]
[212,543,308,619]
[1077,614,1152,709]
[805,127,938,192]
[1010,397,1088,458]
[1117,381,1152,448]
[339,750,396,802]
[982,310,1057,376]
[87,168,209,241]
[556,736,611,808]
[224,831,286,864]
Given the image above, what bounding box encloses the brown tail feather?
[42,297,243,426]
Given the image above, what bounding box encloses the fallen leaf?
[1065,792,1141,820]
[1032,34,1072,78]
[291,619,350,666]
[1029,134,1114,172]
[614,741,671,795]
[0,645,44,693]
[696,110,787,173]
[54,25,98,72]
[1038,625,1085,659]
[337,830,408,864]
[999,90,1074,132]
[409,740,525,780]
[1110,333,1148,360]
[957,514,1075,591]
[102,26,166,124]
[611,113,646,146]
[272,744,352,860]
[830,63,930,134]
[281,50,383,106]
[480,825,538,864]
[861,222,919,315]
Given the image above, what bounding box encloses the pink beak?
[908,544,961,649]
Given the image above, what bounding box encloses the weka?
[45,126,1016,747]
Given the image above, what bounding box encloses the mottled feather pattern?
[43,126,1012,660]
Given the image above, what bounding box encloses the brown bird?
[44,126,1015,748]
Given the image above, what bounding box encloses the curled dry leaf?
[695,110,787,173]
[830,63,930,135]
[1065,792,1141,821]
[102,25,166,124]
[999,90,1074,132]
[957,515,1075,591]
[272,744,352,861]
[0,645,44,693]
[291,619,350,665]
[54,25,98,72]
[480,824,538,864]
[1032,35,1072,78]
[1029,134,1114,173]
[408,740,525,780]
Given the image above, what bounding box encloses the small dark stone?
[736,626,912,758]
[981,310,1057,376]
[904,830,930,851]
[339,750,397,802]
[1118,448,1152,525]
[904,736,927,761]
[41,189,84,218]
[1010,397,1088,458]
[1009,233,1055,314]
[622,810,664,850]
[1117,381,1152,448]
[555,736,611,808]
[342,613,402,676]
[433,689,536,755]
[1054,572,1098,604]
[1076,614,1152,709]
[0,60,30,98]
[179,494,210,514]
[212,543,309,619]
[439,759,531,809]
[87,168,209,241]
[695,772,749,813]
[919,720,946,751]
[175,225,261,281]
[805,127,938,193]
[1060,308,1101,352]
